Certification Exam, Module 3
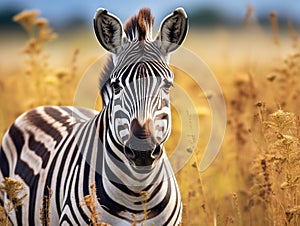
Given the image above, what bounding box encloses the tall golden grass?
[1,8,300,225]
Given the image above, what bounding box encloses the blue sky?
[2,0,300,27]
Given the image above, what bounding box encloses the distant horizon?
[1,0,300,29]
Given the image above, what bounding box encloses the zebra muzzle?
[124,136,162,167]
[123,118,163,167]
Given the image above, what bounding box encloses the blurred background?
[1,1,300,226]
[1,0,300,30]
[1,0,300,74]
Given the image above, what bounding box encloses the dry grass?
[1,7,300,225]
[0,178,27,225]
[250,108,300,225]
[40,187,52,226]
[0,178,27,213]
[80,183,111,226]
[0,10,81,137]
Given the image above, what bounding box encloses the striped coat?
[0,7,188,225]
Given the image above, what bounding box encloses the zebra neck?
[83,112,180,219]
[102,146,170,191]
[92,109,177,208]
[101,153,174,208]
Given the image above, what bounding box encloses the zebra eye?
[163,80,173,91]
[111,81,123,94]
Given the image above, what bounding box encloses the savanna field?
[1,7,300,226]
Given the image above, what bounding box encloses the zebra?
[0,7,188,225]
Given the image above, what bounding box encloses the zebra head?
[94,8,188,167]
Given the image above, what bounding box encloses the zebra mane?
[99,8,155,94]
[99,56,114,91]
[124,8,154,41]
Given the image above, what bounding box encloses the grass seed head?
[0,178,27,212]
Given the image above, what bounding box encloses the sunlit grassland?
[1,10,300,225]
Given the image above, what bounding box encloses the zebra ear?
[156,8,188,55]
[94,8,126,55]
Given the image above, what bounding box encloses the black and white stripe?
[0,7,188,225]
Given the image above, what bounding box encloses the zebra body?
[0,7,188,225]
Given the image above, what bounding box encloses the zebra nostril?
[124,144,135,161]
[151,145,162,159]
